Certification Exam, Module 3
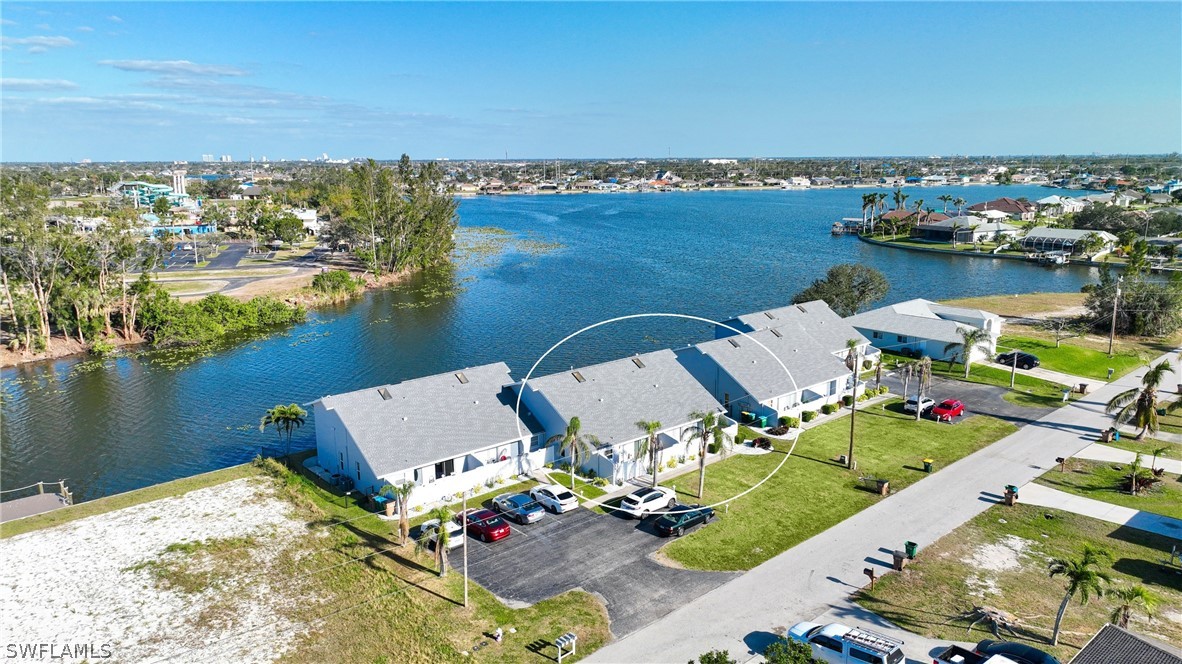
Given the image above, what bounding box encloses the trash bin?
[1113,430,1121,441]
[1101,428,1113,443]
[1078,383,1088,394]
[923,458,934,473]
[756,415,768,428]
[892,550,908,571]
[876,479,890,496]
[1004,484,1019,506]
[904,541,918,559]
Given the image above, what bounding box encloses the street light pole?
[847,349,859,470]
[1108,276,1123,357]
[462,490,469,608]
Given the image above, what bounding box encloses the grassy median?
[999,334,1147,381]
[1035,459,1182,520]
[659,400,1017,571]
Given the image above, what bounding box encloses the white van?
[787,622,904,664]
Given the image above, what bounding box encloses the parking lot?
[879,373,1055,425]
[457,503,738,637]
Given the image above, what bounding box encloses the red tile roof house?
[967,197,1037,221]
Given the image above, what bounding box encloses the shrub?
[666,458,677,470]
[862,359,873,370]
[592,477,609,487]
[821,403,837,415]
[586,469,597,480]
[763,638,817,664]
[801,410,817,422]
[766,425,790,436]
[558,462,572,473]
[841,395,854,407]
[89,337,117,357]
[311,269,363,296]
[784,416,800,428]
[708,441,721,454]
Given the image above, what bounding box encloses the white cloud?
[1,19,16,26]
[100,59,249,77]
[1,35,77,53]
[1,78,80,91]
[35,23,50,30]
[76,26,94,32]
[107,15,123,23]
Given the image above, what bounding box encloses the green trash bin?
[905,541,918,559]
[923,458,934,473]
[756,415,768,428]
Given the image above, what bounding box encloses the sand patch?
[963,535,1036,599]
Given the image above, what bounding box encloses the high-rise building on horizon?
[201,154,215,162]
[220,155,233,163]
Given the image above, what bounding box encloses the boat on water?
[833,217,865,235]
[1027,250,1069,266]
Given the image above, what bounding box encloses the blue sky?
[2,2,1179,162]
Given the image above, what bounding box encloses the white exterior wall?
[312,401,381,494]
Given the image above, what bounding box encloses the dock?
[0,480,73,523]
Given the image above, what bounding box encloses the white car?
[617,486,677,519]
[420,517,464,550]
[530,484,579,513]
[903,396,935,415]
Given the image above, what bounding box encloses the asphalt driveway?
[456,506,738,637]
[877,372,1056,426]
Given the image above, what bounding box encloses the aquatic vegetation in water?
[452,225,565,269]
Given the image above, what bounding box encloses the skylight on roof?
[455,372,469,384]
[572,371,586,383]
[377,387,392,401]
[631,357,645,368]
[727,338,741,348]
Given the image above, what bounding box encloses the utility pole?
[1108,276,1123,357]
[848,347,859,470]
[1010,345,1018,388]
[462,490,469,608]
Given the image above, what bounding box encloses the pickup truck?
[932,645,1018,664]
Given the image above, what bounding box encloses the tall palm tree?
[1108,584,1159,628]
[914,357,932,422]
[899,358,919,402]
[1048,546,1112,646]
[892,187,908,212]
[1106,361,1180,439]
[953,197,967,216]
[873,192,888,235]
[547,416,601,490]
[636,420,663,488]
[390,482,414,544]
[844,339,861,469]
[945,327,994,379]
[938,194,954,213]
[949,219,963,249]
[861,193,875,229]
[417,506,455,577]
[682,411,734,498]
[912,199,926,229]
[260,403,307,467]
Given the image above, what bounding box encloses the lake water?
[1,185,1099,501]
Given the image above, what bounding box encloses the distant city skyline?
[2,2,1179,162]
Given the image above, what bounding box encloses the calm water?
[2,185,1098,501]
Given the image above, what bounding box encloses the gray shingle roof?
[314,362,540,477]
[523,349,722,445]
[846,299,984,346]
[1070,624,1182,664]
[1022,227,1118,242]
[692,327,854,401]
[732,300,871,344]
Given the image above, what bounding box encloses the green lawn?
[883,351,1075,409]
[855,504,1182,662]
[999,335,1147,381]
[1036,459,1182,520]
[1104,437,1182,458]
[659,400,1017,571]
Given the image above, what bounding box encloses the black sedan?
[976,640,1061,664]
[996,351,1040,370]
[653,503,715,537]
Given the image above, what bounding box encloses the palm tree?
[861,193,875,230]
[1049,546,1112,646]
[389,482,414,544]
[914,357,932,422]
[912,199,926,228]
[954,197,967,216]
[1106,361,1181,439]
[1150,445,1171,471]
[844,339,861,469]
[1125,453,1153,496]
[949,219,963,249]
[547,416,601,490]
[259,403,308,467]
[938,194,954,213]
[1108,585,1159,628]
[899,358,919,402]
[945,327,994,379]
[636,420,663,488]
[874,192,888,235]
[417,506,455,577]
[682,411,734,498]
[892,187,908,212]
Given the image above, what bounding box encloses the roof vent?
[632,357,645,369]
[401,416,408,421]
[770,328,783,338]
[796,305,807,313]
[377,387,392,401]
[727,338,741,348]
[455,372,469,384]
[572,371,586,383]
[764,311,775,320]
[473,400,479,405]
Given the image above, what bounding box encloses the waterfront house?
[880,209,950,225]
[967,197,1036,221]
[1019,227,1118,255]
[846,299,1002,362]
[309,362,544,508]
[913,215,1020,243]
[1036,195,1086,217]
[678,300,873,423]
[515,349,728,485]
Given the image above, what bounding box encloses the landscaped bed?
[855,503,1182,662]
[1035,459,1182,520]
[658,400,1017,571]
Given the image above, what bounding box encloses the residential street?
[587,352,1179,664]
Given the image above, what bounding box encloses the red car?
[457,508,511,542]
[931,399,965,420]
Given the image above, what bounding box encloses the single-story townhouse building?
[967,197,1037,221]
[310,362,544,508]
[685,300,873,423]
[1019,227,1118,254]
[1069,623,1182,664]
[913,215,1021,243]
[1036,195,1086,217]
[516,349,729,485]
[845,299,1002,363]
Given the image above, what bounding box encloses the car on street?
[931,399,966,420]
[933,644,1022,664]
[529,484,579,513]
[616,486,677,519]
[996,351,1040,370]
[787,621,904,664]
[491,492,545,524]
[653,503,715,537]
[456,508,511,542]
[974,640,1061,664]
[904,396,935,415]
[420,517,464,550]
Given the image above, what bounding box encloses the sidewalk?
[1073,442,1182,474]
[1018,483,1182,539]
[587,350,1181,664]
